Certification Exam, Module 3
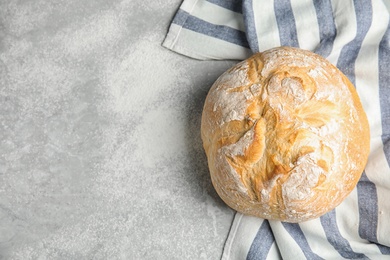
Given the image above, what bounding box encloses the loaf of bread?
[201,47,370,223]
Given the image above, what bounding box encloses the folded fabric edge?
[161,30,212,60]
[162,0,253,61]
[221,212,243,260]
[162,24,252,60]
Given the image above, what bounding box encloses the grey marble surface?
[0,0,238,259]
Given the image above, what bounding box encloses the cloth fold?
[163,0,390,259]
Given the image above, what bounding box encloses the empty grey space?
[0,0,236,258]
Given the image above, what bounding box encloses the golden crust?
[201,47,370,222]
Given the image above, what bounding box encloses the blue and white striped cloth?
[163,0,390,259]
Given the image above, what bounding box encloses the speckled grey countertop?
[0,1,237,258]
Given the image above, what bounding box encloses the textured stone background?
[0,0,237,258]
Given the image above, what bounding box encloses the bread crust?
[201,47,370,222]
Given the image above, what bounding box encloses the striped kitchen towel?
[163,0,390,259]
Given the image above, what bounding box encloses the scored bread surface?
[201,47,370,223]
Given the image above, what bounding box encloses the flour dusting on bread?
[201,47,370,222]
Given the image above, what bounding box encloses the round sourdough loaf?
[201,47,370,222]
